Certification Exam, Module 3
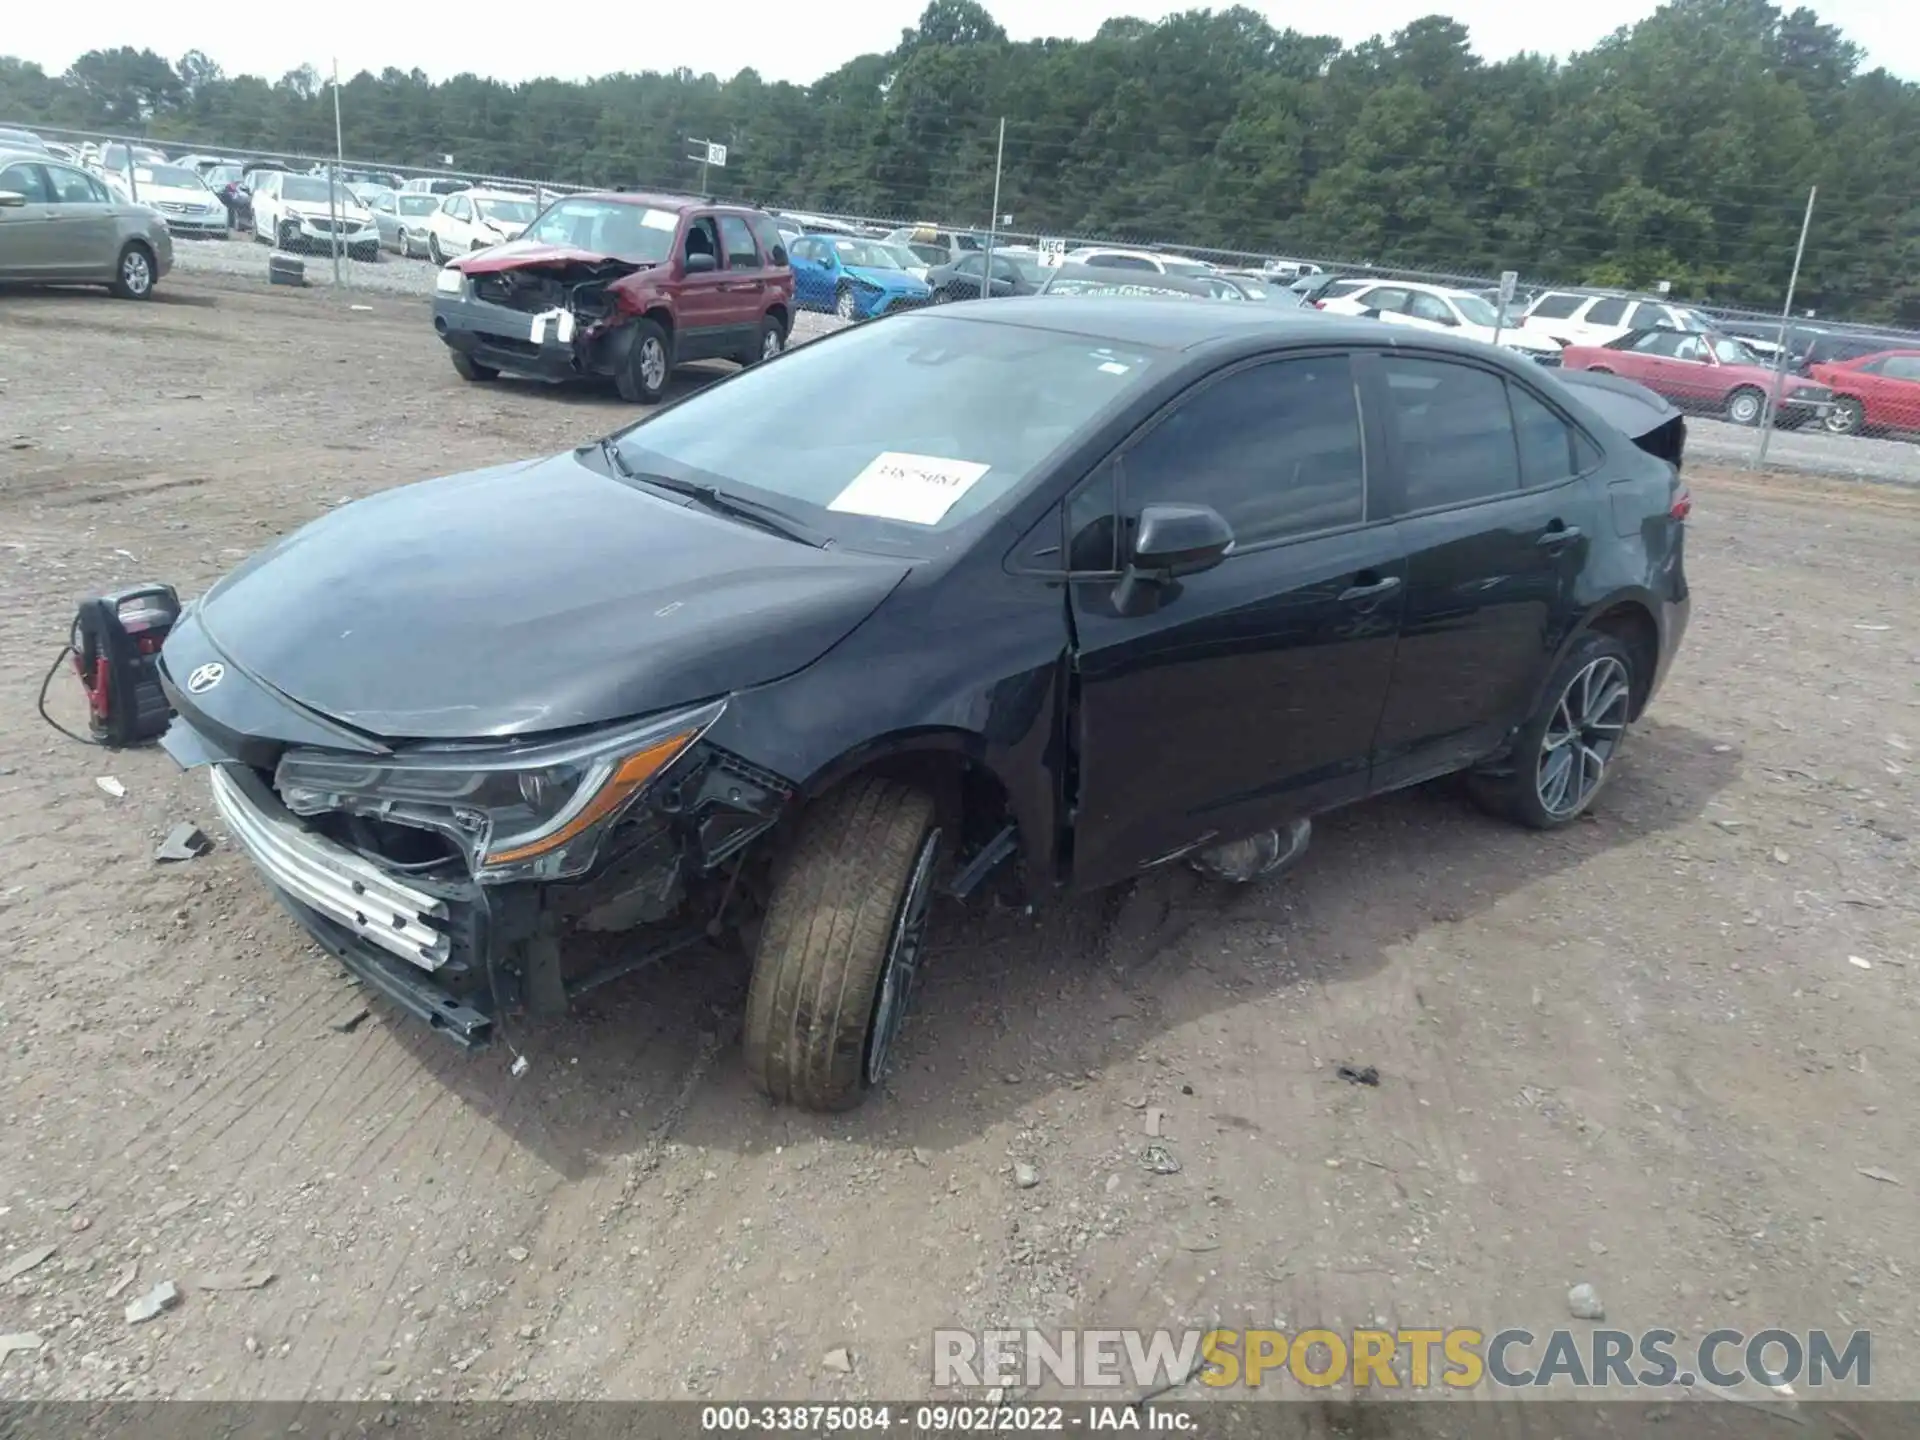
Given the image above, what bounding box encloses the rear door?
[787,236,830,308]
[1366,351,1605,792]
[1067,350,1407,891]
[1878,356,1920,430]
[715,212,768,351]
[0,160,56,278]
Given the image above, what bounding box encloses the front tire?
[615,319,672,404]
[744,778,941,1111]
[834,284,857,322]
[450,351,498,382]
[428,232,446,265]
[1469,632,1637,830]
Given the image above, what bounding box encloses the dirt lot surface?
[2,276,1918,1409]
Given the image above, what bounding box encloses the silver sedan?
[0,147,174,298]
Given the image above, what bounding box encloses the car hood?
[283,198,372,222]
[846,264,928,293]
[456,239,651,275]
[133,184,217,207]
[189,450,911,740]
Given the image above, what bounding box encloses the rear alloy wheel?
[741,314,785,367]
[1469,632,1637,830]
[615,319,672,404]
[1726,387,1766,426]
[744,777,941,1111]
[111,243,155,300]
[1826,397,1864,436]
[834,285,858,322]
[450,352,498,383]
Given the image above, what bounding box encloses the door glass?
[1,162,51,203]
[684,216,721,265]
[45,166,99,205]
[1634,331,1683,357]
[718,214,759,270]
[1586,298,1630,326]
[1883,357,1920,381]
[1121,356,1367,546]
[1625,302,1667,328]
[1508,385,1585,486]
[955,255,983,276]
[1407,292,1455,324]
[1380,356,1521,509]
[1363,288,1410,312]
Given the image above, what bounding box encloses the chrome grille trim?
[210,763,452,971]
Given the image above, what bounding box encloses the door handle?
[1338,575,1402,603]
[1537,523,1583,548]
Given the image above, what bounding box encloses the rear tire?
[740,313,785,367]
[615,319,672,404]
[744,778,941,1111]
[1468,631,1638,830]
[1726,386,1766,426]
[450,351,498,382]
[834,284,858,321]
[110,242,156,300]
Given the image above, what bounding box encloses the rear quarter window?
[746,212,788,266]
[1528,293,1584,321]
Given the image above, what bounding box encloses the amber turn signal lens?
[483,730,696,866]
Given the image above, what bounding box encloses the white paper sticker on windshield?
[640,208,678,232]
[1098,361,1130,375]
[828,452,992,526]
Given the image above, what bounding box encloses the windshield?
[134,165,206,191]
[1711,336,1759,364]
[1451,293,1501,327]
[876,242,924,269]
[829,238,901,269]
[1002,254,1046,282]
[1158,257,1213,278]
[610,314,1158,553]
[399,195,440,216]
[1670,307,1713,333]
[524,197,677,261]
[281,175,360,207]
[205,165,243,187]
[477,197,537,225]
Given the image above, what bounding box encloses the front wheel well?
[1588,602,1659,719]
[798,746,1015,868]
[642,306,674,338]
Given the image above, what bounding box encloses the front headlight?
[274,700,723,882]
[435,265,466,294]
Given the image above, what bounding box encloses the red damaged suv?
[431,191,796,403]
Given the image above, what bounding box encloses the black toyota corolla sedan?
[158,300,1690,1111]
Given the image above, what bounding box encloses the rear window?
[1528,293,1584,320]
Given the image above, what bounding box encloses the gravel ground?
[2,273,1918,1412]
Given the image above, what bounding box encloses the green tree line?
[3,0,1915,321]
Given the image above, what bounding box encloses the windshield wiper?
[596,439,826,548]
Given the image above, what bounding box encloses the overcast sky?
[7,0,1914,86]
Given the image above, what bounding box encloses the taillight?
[1311,300,1324,309]
[1670,488,1692,522]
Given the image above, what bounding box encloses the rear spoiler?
[1549,368,1686,469]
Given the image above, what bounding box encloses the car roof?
[564,190,750,213]
[927,294,1410,352]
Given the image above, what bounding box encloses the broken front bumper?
[433,292,616,380]
[204,760,496,1046]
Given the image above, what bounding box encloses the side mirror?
[684,252,718,274]
[0,190,26,209]
[1131,503,1234,578]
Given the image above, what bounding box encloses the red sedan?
[1809,349,1920,437]
[1561,328,1836,428]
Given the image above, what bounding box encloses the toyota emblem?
[186,662,225,694]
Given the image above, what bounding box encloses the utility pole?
[330,57,346,287]
[981,116,1005,298]
[1755,185,1816,472]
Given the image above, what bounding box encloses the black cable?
[36,643,97,745]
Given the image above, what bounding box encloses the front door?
[1365,351,1603,791]
[673,213,731,360]
[41,163,120,282]
[0,160,56,277]
[1068,351,1406,892]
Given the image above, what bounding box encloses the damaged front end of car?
[169,673,795,1048]
[432,246,659,384]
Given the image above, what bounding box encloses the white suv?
[1519,290,1713,349]
[1067,246,1215,279]
[1317,279,1564,362]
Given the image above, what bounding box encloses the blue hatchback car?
[789,235,932,320]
